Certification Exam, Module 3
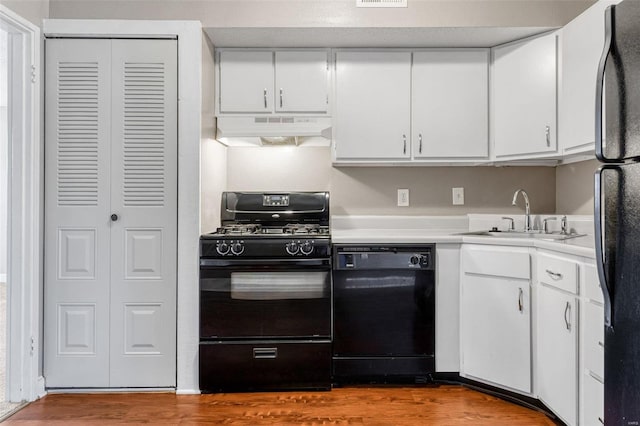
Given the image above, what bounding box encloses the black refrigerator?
[595,0,640,424]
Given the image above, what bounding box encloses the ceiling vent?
[356,0,407,8]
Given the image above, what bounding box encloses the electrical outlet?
[452,187,464,205]
[397,189,409,207]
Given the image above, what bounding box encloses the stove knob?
[286,241,299,255]
[410,255,422,266]
[231,241,244,255]
[216,242,230,255]
[300,241,314,255]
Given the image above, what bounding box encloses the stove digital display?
[263,194,289,207]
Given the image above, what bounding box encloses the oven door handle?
[200,258,331,268]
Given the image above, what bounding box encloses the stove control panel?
[202,237,330,258]
[263,194,289,207]
[285,240,316,256]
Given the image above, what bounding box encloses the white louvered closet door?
[44,38,177,388]
[109,39,177,387]
[44,39,112,387]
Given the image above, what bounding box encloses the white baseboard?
[176,389,201,395]
[47,387,176,394]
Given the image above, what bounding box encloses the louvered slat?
[123,63,166,207]
[57,62,99,206]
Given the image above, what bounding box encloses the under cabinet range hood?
[215,116,332,147]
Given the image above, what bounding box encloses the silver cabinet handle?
[279,88,283,108]
[595,166,617,327]
[598,341,605,348]
[545,269,563,280]
[596,6,613,162]
[403,134,407,155]
[253,347,277,359]
[545,126,551,147]
[598,417,604,425]
[419,134,423,154]
[564,301,571,331]
[264,88,268,109]
[518,288,523,313]
[110,214,119,221]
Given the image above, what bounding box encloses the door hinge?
[31,65,36,84]
[30,336,35,356]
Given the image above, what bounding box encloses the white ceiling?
[204,26,557,48]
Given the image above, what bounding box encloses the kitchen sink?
[458,230,587,241]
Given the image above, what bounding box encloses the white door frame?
[0,5,45,403]
[42,19,202,394]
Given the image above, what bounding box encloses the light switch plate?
[397,189,409,207]
[452,187,464,205]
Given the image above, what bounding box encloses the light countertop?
[331,215,595,259]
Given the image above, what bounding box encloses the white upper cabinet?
[334,51,412,160]
[218,49,329,115]
[275,51,329,113]
[412,50,489,159]
[219,50,274,113]
[493,32,558,159]
[559,0,620,155]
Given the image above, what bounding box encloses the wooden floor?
[4,385,557,425]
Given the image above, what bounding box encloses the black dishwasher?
[332,245,435,383]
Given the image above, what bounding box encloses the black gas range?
[199,192,332,392]
[200,192,331,259]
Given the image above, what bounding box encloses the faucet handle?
[543,217,557,234]
[501,216,515,231]
[561,215,568,235]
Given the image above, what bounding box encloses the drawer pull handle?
[518,288,524,313]
[598,417,604,425]
[253,347,278,359]
[546,269,563,280]
[598,341,605,348]
[564,301,572,331]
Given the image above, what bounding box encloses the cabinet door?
[537,284,578,426]
[493,33,557,158]
[461,274,531,393]
[219,50,273,113]
[559,1,620,155]
[334,51,411,160]
[275,51,328,113]
[412,50,489,159]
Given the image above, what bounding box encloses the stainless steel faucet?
[512,189,532,231]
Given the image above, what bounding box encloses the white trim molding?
[0,4,45,403]
[42,19,202,393]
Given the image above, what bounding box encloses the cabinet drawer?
[585,302,605,379]
[584,263,604,304]
[199,340,331,392]
[537,252,578,294]
[463,246,530,279]
[583,373,604,426]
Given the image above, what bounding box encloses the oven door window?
[200,269,331,339]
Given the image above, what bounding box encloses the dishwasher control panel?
[334,245,434,270]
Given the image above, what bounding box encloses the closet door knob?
[111,214,119,221]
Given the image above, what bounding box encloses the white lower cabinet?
[460,245,532,394]
[583,374,604,426]
[581,263,605,426]
[537,283,579,426]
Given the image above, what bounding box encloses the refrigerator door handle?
[596,6,615,163]
[595,165,616,327]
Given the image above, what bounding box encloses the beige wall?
[3,0,49,26]
[48,0,593,28]
[556,158,597,215]
[224,146,557,217]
